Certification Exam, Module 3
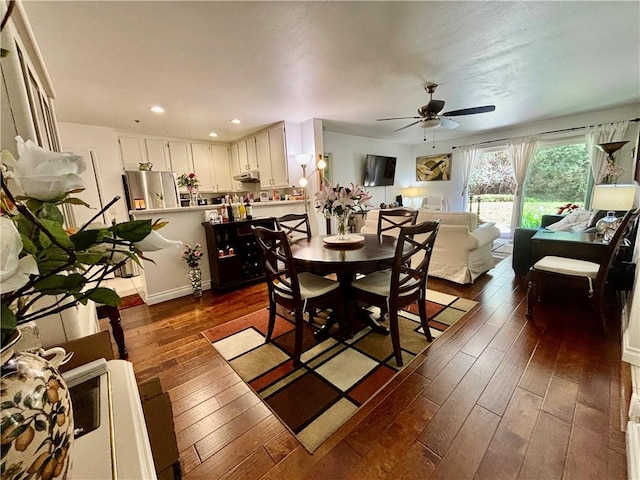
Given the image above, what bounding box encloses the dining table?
[289,233,405,337]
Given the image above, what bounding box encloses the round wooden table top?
[290,233,399,276]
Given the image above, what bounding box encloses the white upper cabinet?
[118,136,146,171]
[237,139,249,172]
[268,124,288,188]
[190,143,216,191]
[143,139,170,171]
[230,142,241,178]
[246,137,258,172]
[258,124,289,188]
[211,144,232,191]
[168,141,194,190]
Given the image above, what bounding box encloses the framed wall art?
[416,153,452,181]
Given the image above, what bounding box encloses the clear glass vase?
[188,266,202,297]
[335,210,351,240]
[189,190,198,207]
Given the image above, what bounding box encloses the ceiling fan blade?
[426,99,445,115]
[377,116,421,121]
[394,120,421,132]
[440,117,460,129]
[441,105,496,116]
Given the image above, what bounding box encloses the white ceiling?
[22,1,640,146]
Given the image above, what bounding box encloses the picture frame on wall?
[321,153,333,185]
[416,153,452,181]
[259,191,269,202]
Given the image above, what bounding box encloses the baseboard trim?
[144,281,211,305]
[628,421,640,480]
[623,329,640,366]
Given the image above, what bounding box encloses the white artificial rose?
[0,217,39,293]
[134,230,182,252]
[11,136,86,202]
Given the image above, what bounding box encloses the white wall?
[323,132,412,208]
[58,122,129,224]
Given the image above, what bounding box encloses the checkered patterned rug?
[201,289,477,452]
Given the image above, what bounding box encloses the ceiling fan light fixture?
[420,118,441,129]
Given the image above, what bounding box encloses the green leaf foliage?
[61,197,91,208]
[33,273,86,294]
[70,229,105,250]
[1,304,17,331]
[38,219,73,248]
[111,220,152,242]
[36,246,72,275]
[38,202,64,224]
[86,287,121,306]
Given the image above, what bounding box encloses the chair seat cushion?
[533,256,599,278]
[352,271,420,297]
[277,272,339,300]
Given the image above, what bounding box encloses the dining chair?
[351,220,440,366]
[275,213,312,243]
[252,226,342,365]
[526,208,639,330]
[377,208,419,237]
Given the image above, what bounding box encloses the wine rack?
[202,217,276,290]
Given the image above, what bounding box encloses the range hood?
[233,170,260,183]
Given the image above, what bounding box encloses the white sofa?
[361,209,501,284]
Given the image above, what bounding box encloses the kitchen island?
[131,200,312,304]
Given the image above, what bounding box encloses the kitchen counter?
[132,199,306,215]
[131,200,313,305]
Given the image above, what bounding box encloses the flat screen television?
[363,154,397,186]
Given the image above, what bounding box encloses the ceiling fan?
[377,83,496,133]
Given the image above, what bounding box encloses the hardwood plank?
[345,371,431,455]
[172,370,241,417]
[178,446,201,476]
[541,375,579,423]
[302,439,362,480]
[263,430,299,465]
[219,447,275,480]
[517,326,563,397]
[184,415,285,479]
[460,323,500,358]
[608,448,627,480]
[553,327,587,384]
[418,347,504,456]
[564,423,609,480]
[517,411,571,480]
[421,351,475,406]
[168,362,234,402]
[195,401,272,461]
[385,442,439,480]
[176,391,261,452]
[478,321,541,415]
[430,405,500,480]
[344,395,439,479]
[475,387,543,480]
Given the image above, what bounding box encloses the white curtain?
[458,145,480,202]
[584,120,629,184]
[508,135,540,235]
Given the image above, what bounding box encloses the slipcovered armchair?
[361,209,500,284]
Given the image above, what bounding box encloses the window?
[521,142,590,228]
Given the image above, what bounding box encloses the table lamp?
[590,184,636,242]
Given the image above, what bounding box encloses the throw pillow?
[546,209,592,232]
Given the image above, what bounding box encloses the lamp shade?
[591,184,637,211]
[294,153,312,166]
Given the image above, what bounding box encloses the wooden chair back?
[377,208,418,237]
[276,213,312,243]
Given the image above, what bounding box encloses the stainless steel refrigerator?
[122,171,180,212]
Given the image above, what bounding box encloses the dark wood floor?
[106,257,629,479]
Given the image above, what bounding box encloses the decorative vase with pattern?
[188,266,203,297]
[1,331,74,480]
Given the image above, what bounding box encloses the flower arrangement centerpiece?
[315,182,372,239]
[177,172,200,206]
[181,243,204,296]
[1,137,180,478]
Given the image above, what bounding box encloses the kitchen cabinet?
[143,138,170,171]
[259,124,289,188]
[168,141,193,189]
[190,143,232,192]
[211,144,233,191]
[230,143,241,178]
[119,136,170,172]
[190,143,216,191]
[202,218,276,290]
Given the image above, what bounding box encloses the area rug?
[118,293,145,310]
[201,289,477,453]
[491,238,513,265]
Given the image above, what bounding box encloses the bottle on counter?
[221,205,229,222]
[227,203,234,222]
[245,202,253,220]
[239,203,246,221]
[232,203,240,222]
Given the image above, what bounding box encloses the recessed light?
[230,119,241,124]
[208,132,218,138]
[150,105,165,113]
